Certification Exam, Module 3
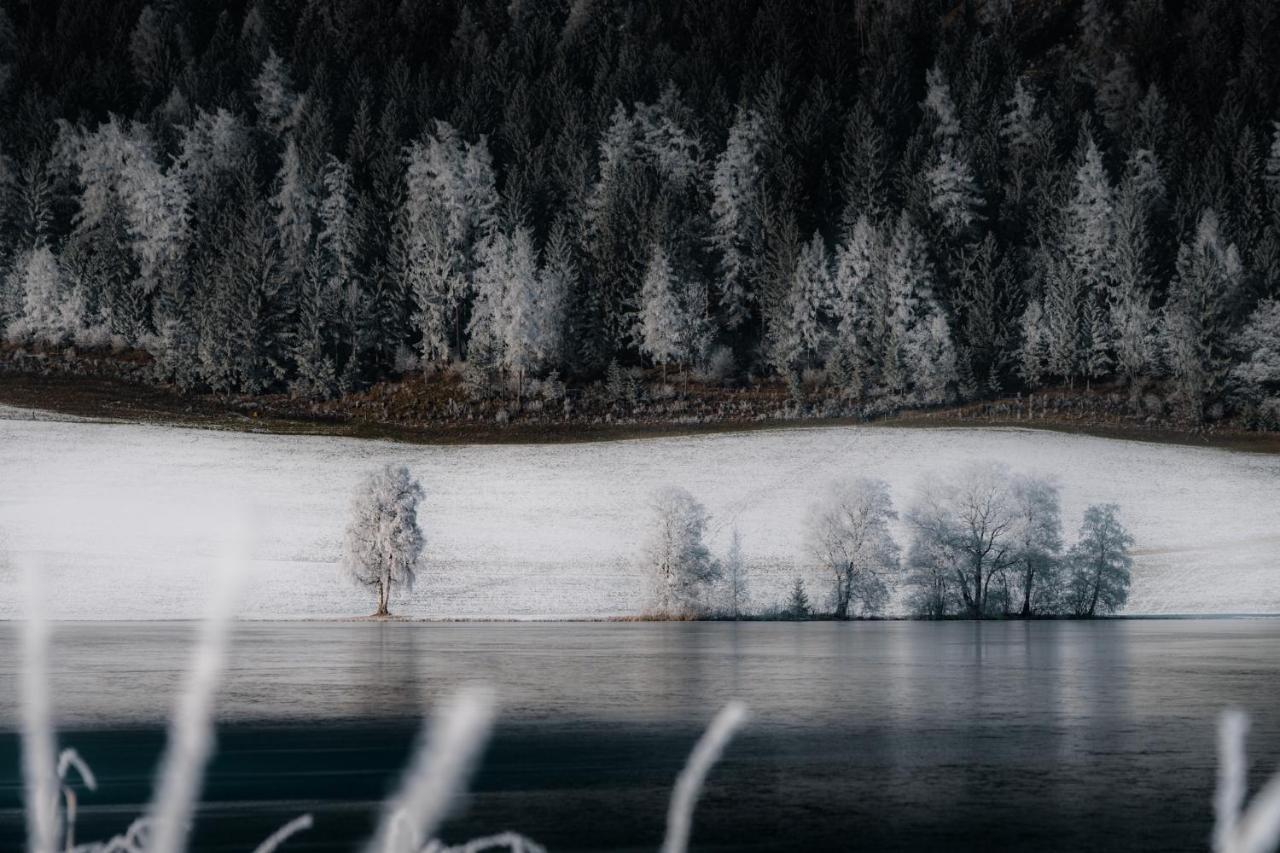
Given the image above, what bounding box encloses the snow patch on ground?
[0,414,1276,618]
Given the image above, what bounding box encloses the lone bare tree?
[806,477,900,618]
[644,486,720,616]
[1067,503,1134,616]
[342,464,425,617]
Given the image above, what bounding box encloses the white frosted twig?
[1215,710,1280,853]
[367,686,498,853]
[425,831,547,853]
[661,701,749,853]
[143,532,247,853]
[252,814,314,853]
[58,749,98,793]
[20,560,60,853]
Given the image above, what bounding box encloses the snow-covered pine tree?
[830,214,884,393]
[290,252,339,397]
[1109,148,1164,384]
[882,214,939,399]
[1229,299,1280,426]
[1161,209,1246,422]
[1041,254,1086,385]
[271,138,314,282]
[1019,298,1049,388]
[1064,131,1116,327]
[636,83,703,193]
[534,219,575,376]
[838,101,890,232]
[773,232,830,375]
[3,246,84,345]
[709,107,765,329]
[636,242,688,380]
[921,65,983,238]
[317,156,364,386]
[253,49,302,136]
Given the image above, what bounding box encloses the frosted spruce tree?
[1066,503,1133,617]
[1161,209,1245,422]
[1062,131,1116,376]
[922,65,983,238]
[342,464,426,617]
[636,243,688,381]
[644,486,719,616]
[1108,149,1164,385]
[805,477,900,619]
[709,107,765,329]
[1229,299,1280,426]
[882,215,956,403]
[774,232,829,375]
[4,246,84,345]
[830,215,885,392]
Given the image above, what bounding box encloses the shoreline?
[3,370,1279,455]
[3,613,1279,624]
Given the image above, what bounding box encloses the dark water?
[2,620,1279,852]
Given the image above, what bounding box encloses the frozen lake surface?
[1,409,1278,617]
[1,619,1279,851]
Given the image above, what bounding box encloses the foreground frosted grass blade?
[1215,710,1280,853]
[367,686,498,853]
[1217,711,1250,853]
[20,560,59,853]
[143,531,247,853]
[252,815,314,853]
[661,701,749,853]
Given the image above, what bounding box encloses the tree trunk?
[1019,564,1034,618]
[376,580,390,617]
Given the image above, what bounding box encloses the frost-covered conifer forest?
[0,0,1276,429]
[4,0,1280,851]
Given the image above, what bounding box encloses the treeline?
[644,461,1135,620]
[0,0,1279,425]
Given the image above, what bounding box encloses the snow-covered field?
[0,406,1277,618]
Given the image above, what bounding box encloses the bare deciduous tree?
[806,477,900,618]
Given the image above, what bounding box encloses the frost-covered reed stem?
[661,701,748,853]
[143,535,246,853]
[1217,710,1250,853]
[1215,710,1280,853]
[368,687,498,853]
[251,815,314,853]
[20,561,59,853]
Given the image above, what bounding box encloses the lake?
[2,619,1279,852]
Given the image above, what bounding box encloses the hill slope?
[0,409,1276,618]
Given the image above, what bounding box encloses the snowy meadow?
[1,407,1278,619]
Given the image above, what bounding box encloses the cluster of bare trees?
[904,462,1133,619]
[643,463,1134,620]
